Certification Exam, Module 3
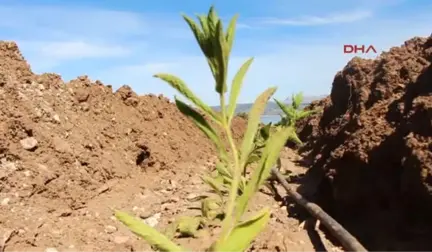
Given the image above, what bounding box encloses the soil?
[0,41,342,252]
[2,34,431,252]
[297,35,432,250]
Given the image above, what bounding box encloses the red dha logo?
[344,44,377,54]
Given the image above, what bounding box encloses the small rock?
[23,170,32,177]
[104,225,117,234]
[20,137,38,151]
[45,248,59,252]
[143,213,161,227]
[81,103,90,112]
[159,189,170,194]
[186,193,198,200]
[1,160,17,171]
[75,89,89,102]
[113,235,130,244]
[52,114,61,123]
[1,198,10,206]
[138,211,153,219]
[52,137,72,154]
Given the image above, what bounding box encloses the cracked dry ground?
[0,41,341,252]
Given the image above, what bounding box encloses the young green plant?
[274,92,319,146]
[114,6,298,252]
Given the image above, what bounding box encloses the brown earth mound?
[297,36,432,250]
[0,41,250,250]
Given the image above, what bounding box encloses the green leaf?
[211,208,271,252]
[154,74,220,123]
[239,87,277,167]
[115,210,185,252]
[239,176,247,193]
[274,99,292,117]
[174,98,228,161]
[206,7,218,58]
[292,92,304,109]
[274,98,297,126]
[177,216,202,237]
[246,153,261,165]
[198,15,210,39]
[201,197,223,220]
[236,126,297,218]
[221,174,233,185]
[225,14,238,56]
[201,175,226,197]
[164,221,178,240]
[182,15,209,56]
[297,109,318,120]
[207,6,219,34]
[288,130,303,145]
[214,20,227,94]
[260,123,272,140]
[227,58,254,122]
[215,162,232,178]
[214,173,225,185]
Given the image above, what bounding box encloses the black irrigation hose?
[271,167,368,252]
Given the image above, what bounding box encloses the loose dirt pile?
[0,40,227,207]
[0,41,254,251]
[297,36,432,250]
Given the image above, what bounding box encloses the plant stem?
[218,93,241,243]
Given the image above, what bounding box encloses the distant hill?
[212,95,327,115]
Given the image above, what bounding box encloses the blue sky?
[1,0,431,105]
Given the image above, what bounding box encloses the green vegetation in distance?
[114,5,299,252]
[274,92,319,144]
